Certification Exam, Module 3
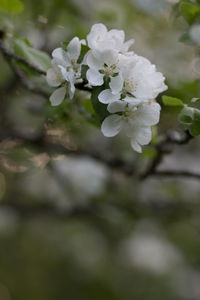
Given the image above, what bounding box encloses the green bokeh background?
[0,0,200,299]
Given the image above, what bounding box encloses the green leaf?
[179,2,200,24]
[162,96,184,107]
[178,105,200,136]
[91,86,110,122]
[82,98,95,115]
[0,0,24,13]
[77,44,89,64]
[179,106,194,125]
[14,39,51,72]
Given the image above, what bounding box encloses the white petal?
[87,23,107,49]
[52,48,70,66]
[101,115,123,137]
[87,51,102,70]
[136,127,152,145]
[46,68,63,87]
[130,140,142,153]
[108,29,125,43]
[80,39,86,45]
[124,96,143,106]
[107,100,126,113]
[67,37,81,61]
[50,87,66,106]
[122,39,134,52]
[137,102,161,126]
[59,65,69,81]
[109,74,124,94]
[98,89,120,104]
[101,49,118,66]
[86,68,104,86]
[67,71,76,99]
[52,48,64,60]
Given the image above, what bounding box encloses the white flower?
[101,100,161,152]
[47,37,84,106]
[86,49,123,93]
[87,23,134,53]
[98,54,168,106]
[121,55,168,100]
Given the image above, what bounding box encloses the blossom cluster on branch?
[46,24,168,152]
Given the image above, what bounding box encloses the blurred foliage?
[1,1,200,300]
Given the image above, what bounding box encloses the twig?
[0,36,91,93]
[152,170,200,180]
[0,40,46,75]
[140,130,193,179]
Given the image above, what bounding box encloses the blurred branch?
[1,128,199,181]
[0,202,97,219]
[1,196,196,222]
[0,39,46,75]
[152,170,200,180]
[140,130,193,180]
[0,32,91,93]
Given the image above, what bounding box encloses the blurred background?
[1,0,200,299]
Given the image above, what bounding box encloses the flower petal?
[67,37,81,61]
[46,68,63,87]
[130,140,142,153]
[52,48,70,66]
[124,96,143,106]
[107,100,126,113]
[137,102,161,126]
[87,51,102,70]
[98,89,120,104]
[50,87,66,106]
[86,68,104,86]
[136,127,152,145]
[101,115,123,137]
[107,29,125,46]
[87,23,108,49]
[109,74,124,94]
[122,39,134,52]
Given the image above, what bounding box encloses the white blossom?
[87,23,134,53]
[101,100,161,152]
[46,23,168,153]
[98,54,167,106]
[47,37,84,105]
[86,49,124,92]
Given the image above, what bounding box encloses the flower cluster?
[47,23,168,152]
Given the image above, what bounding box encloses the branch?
[152,170,200,180]
[140,130,193,180]
[0,34,91,93]
[0,40,46,75]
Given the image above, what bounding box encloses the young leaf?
[0,0,24,13]
[178,106,194,125]
[178,106,200,136]
[14,39,51,72]
[162,95,184,107]
[82,98,95,115]
[190,108,200,136]
[179,2,200,25]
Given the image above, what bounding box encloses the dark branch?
[0,40,46,75]
[140,130,193,180]
[0,36,91,93]
[152,170,200,180]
